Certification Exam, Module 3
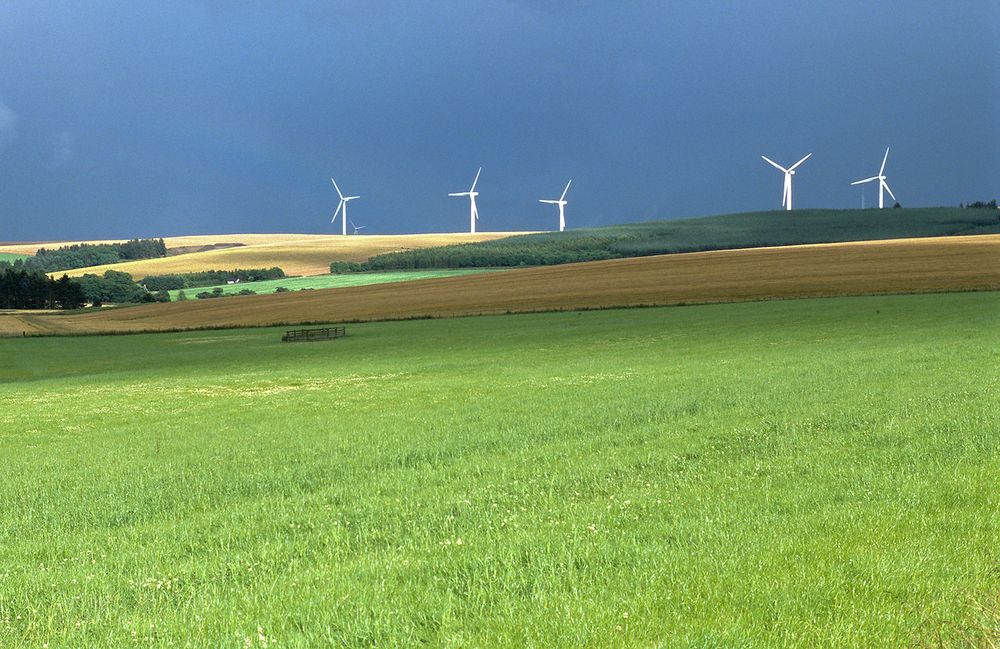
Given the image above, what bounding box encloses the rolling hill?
[0,233,527,279]
[5,234,997,336]
[357,207,1000,270]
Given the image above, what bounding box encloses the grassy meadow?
[1,292,998,646]
[165,269,500,301]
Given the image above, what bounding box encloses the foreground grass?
[165,269,500,301]
[0,292,997,646]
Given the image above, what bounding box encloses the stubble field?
[0,291,997,646]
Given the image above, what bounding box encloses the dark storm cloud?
[0,1,996,240]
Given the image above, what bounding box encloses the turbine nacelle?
[330,176,360,235]
[449,167,482,233]
[762,153,811,211]
[850,147,896,208]
[539,179,572,232]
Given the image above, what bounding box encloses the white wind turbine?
[349,220,366,235]
[851,147,896,209]
[761,153,812,211]
[330,177,360,236]
[539,180,572,232]
[449,167,481,233]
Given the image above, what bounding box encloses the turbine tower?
[761,153,812,211]
[851,147,896,209]
[330,177,360,236]
[539,180,572,232]
[449,167,481,233]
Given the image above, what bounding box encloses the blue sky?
[0,1,997,240]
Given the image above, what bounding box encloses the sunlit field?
[165,269,501,301]
[18,233,525,280]
[3,233,996,336]
[1,292,997,646]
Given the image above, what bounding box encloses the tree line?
[332,237,620,272]
[0,268,86,309]
[142,267,285,291]
[960,200,998,209]
[8,238,167,273]
[0,264,170,309]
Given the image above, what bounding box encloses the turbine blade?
[540,199,558,204]
[560,179,572,201]
[851,176,879,185]
[879,146,890,175]
[761,156,787,172]
[331,200,344,223]
[788,152,812,171]
[448,192,468,197]
[782,177,790,207]
[470,166,482,192]
[882,179,896,201]
[331,177,344,200]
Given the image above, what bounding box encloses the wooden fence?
[281,326,346,343]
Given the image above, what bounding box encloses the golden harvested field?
[0,233,511,255]
[0,233,523,279]
[0,314,49,335]
[5,235,998,336]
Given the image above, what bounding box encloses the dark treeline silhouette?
[143,267,285,291]
[961,200,998,209]
[76,270,162,305]
[0,268,86,309]
[9,238,167,273]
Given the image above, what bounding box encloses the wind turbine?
[449,167,481,233]
[330,177,360,236]
[851,147,896,209]
[761,153,812,211]
[539,180,572,232]
[349,220,366,235]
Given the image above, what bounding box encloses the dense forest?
[142,267,286,291]
[0,268,86,309]
[76,270,165,305]
[335,207,1000,272]
[8,238,167,273]
[0,263,167,309]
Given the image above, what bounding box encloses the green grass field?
[0,252,30,263]
[1,292,997,646]
[165,269,500,300]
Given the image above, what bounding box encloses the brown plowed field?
[0,232,527,279]
[4,235,998,336]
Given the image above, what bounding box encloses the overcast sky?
[0,1,997,240]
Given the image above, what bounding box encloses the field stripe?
[0,232,531,278]
[7,234,999,335]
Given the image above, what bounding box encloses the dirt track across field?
[4,235,998,336]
